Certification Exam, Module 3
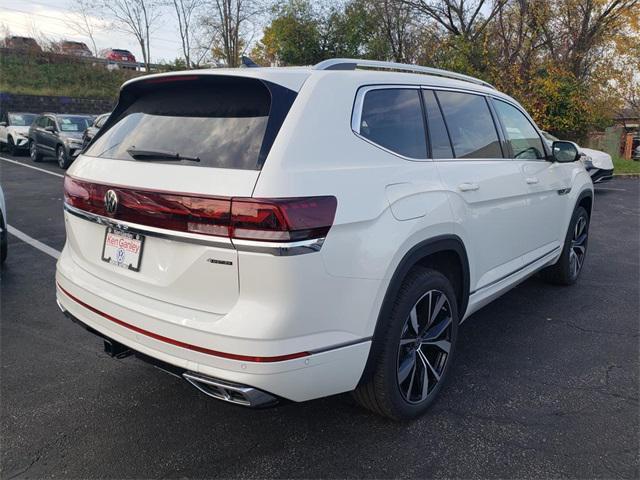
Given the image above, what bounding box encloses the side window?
[493,100,546,159]
[358,88,427,159]
[46,117,56,129]
[96,116,107,128]
[422,90,454,159]
[436,91,502,159]
[36,116,45,127]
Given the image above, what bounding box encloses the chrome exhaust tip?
[183,372,278,408]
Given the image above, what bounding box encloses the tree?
[402,0,508,40]
[67,0,102,57]
[202,0,263,67]
[101,0,162,70]
[170,0,208,67]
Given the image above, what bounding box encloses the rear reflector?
[64,176,337,242]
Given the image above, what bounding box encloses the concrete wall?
[0,92,114,116]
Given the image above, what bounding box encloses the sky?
[0,0,184,62]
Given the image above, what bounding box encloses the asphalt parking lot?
[1,151,638,479]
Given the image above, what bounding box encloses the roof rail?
[314,58,495,89]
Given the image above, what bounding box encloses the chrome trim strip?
[308,336,372,354]
[231,237,325,256]
[470,246,561,295]
[64,203,234,249]
[64,203,325,256]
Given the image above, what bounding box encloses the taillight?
[231,197,337,241]
[64,176,337,242]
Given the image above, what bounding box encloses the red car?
[102,48,136,63]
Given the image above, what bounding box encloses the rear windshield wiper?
[126,147,200,162]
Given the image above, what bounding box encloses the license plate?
[101,227,144,272]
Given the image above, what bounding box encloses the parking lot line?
[8,225,61,259]
[0,156,64,178]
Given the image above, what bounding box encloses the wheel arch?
[358,235,470,386]
[576,188,593,217]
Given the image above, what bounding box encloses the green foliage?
[613,156,640,174]
[0,52,143,99]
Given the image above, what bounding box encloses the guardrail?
[0,48,163,72]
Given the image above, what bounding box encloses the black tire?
[57,145,72,169]
[539,206,590,285]
[0,213,7,266]
[353,267,459,420]
[7,137,17,156]
[29,140,43,162]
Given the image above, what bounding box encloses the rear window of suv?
[85,76,296,170]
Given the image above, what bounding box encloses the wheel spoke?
[409,306,419,335]
[429,294,446,326]
[416,350,430,400]
[399,337,417,345]
[418,349,441,382]
[423,315,452,341]
[573,232,588,246]
[406,360,417,399]
[398,351,416,384]
[422,339,451,354]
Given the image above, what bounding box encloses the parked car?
[3,35,42,53]
[541,131,614,183]
[55,40,92,57]
[82,113,110,149]
[56,59,594,420]
[102,48,136,64]
[0,185,6,265]
[28,113,94,169]
[0,112,37,155]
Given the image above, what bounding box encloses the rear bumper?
[57,302,280,407]
[55,269,371,402]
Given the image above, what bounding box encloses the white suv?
[56,59,594,419]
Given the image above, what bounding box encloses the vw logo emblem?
[104,190,118,214]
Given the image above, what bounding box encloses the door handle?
[458,182,479,192]
[526,177,539,185]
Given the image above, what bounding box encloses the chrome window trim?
[64,203,324,256]
[351,85,430,162]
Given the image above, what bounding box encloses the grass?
[0,51,144,99]
[613,156,640,175]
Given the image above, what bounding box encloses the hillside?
[0,50,144,99]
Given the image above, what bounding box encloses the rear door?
[427,89,530,292]
[64,74,298,315]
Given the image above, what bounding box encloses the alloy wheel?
[30,142,36,161]
[57,148,66,168]
[569,215,588,279]
[397,289,453,404]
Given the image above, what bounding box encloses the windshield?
[85,77,295,170]
[8,113,37,126]
[58,116,93,132]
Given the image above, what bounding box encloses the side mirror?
[551,141,580,163]
[0,122,7,127]
[45,126,56,133]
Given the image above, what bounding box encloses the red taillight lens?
[64,176,231,235]
[231,197,337,241]
[64,176,337,242]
